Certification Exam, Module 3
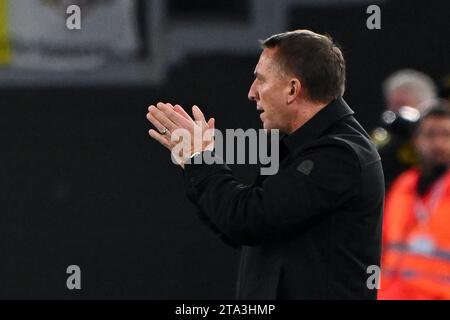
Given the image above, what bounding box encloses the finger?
[192,105,208,128]
[149,105,178,132]
[149,129,171,149]
[156,102,170,109]
[173,104,193,121]
[147,109,171,135]
[203,118,216,151]
[148,102,170,113]
[158,103,193,129]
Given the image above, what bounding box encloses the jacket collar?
[281,97,354,151]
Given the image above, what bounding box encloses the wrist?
[189,151,202,159]
[181,151,202,168]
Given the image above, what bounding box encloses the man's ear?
[287,79,301,104]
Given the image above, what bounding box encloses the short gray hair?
[383,69,437,110]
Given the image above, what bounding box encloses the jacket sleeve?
[183,143,361,246]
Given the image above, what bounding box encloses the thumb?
[192,105,207,127]
[207,118,215,130]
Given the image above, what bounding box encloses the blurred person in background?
[379,102,450,300]
[383,69,438,114]
[372,69,438,188]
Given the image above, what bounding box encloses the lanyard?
[414,174,448,224]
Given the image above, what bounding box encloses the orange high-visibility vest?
[379,168,450,300]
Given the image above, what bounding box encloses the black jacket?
[183,98,384,299]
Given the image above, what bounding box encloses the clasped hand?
[146,102,215,168]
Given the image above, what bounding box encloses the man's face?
[387,88,421,112]
[248,48,293,132]
[415,116,450,166]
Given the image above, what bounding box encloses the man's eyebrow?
[254,71,264,80]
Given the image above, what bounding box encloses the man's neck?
[417,163,449,195]
[420,162,448,177]
[287,99,330,134]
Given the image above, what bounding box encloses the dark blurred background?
[0,0,449,299]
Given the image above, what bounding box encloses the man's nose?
[248,81,257,101]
